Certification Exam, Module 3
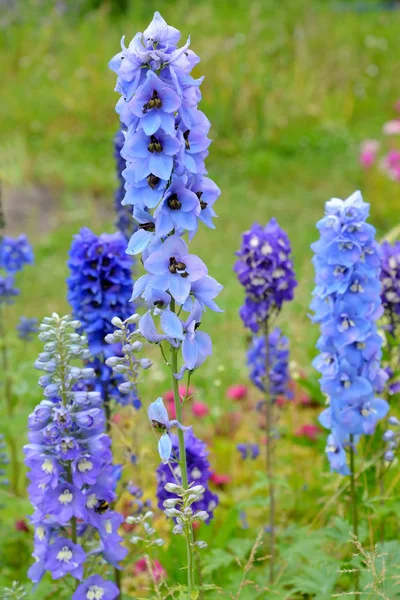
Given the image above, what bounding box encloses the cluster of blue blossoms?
[156,430,218,524]
[25,314,125,597]
[0,234,33,305]
[235,220,297,332]
[247,328,291,398]
[311,191,388,475]
[109,11,222,380]
[237,443,260,460]
[67,228,139,407]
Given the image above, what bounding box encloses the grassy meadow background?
[1,0,400,596]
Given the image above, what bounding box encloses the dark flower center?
[147,173,160,188]
[139,222,155,232]
[183,130,190,150]
[196,191,207,210]
[142,90,163,113]
[168,256,189,278]
[148,135,163,153]
[167,193,181,210]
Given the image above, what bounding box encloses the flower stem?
[264,320,275,585]
[170,299,194,592]
[350,435,359,592]
[0,304,13,417]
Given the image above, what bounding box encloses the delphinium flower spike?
[310,191,388,586]
[68,228,139,417]
[235,220,296,584]
[25,314,126,595]
[109,12,222,592]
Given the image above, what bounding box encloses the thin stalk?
[350,435,359,593]
[264,320,275,585]
[169,299,194,592]
[0,304,13,416]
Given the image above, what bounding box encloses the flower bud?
[165,482,184,494]
[126,313,140,324]
[193,540,208,549]
[139,358,152,370]
[111,317,124,328]
[194,511,209,522]
[164,508,182,518]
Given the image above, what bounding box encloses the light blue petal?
[158,433,172,464]
[161,309,184,340]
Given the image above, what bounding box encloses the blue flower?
[0,273,19,305]
[25,315,127,585]
[237,443,260,460]
[235,219,297,332]
[247,328,290,398]
[380,240,400,332]
[16,316,39,341]
[310,191,389,475]
[114,129,135,240]
[67,227,133,355]
[0,234,33,273]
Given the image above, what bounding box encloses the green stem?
[0,304,13,417]
[350,436,359,592]
[170,299,194,592]
[264,320,275,585]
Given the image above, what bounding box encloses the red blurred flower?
[15,519,29,533]
[210,472,232,487]
[295,423,320,441]
[134,557,166,581]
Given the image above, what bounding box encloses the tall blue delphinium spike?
[235,220,296,584]
[67,227,138,411]
[25,314,125,596]
[114,129,136,240]
[311,191,388,476]
[109,12,222,592]
[310,191,388,584]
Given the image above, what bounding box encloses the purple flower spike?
[235,219,297,332]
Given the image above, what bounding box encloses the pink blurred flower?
[395,100,400,113]
[164,385,195,403]
[382,150,400,181]
[359,140,379,168]
[210,472,232,487]
[111,413,122,424]
[134,558,166,581]
[295,423,320,441]
[383,120,400,135]
[226,384,248,400]
[192,401,209,418]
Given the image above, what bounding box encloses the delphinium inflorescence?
[68,227,139,414]
[235,219,296,584]
[310,192,388,585]
[109,11,222,592]
[379,241,400,397]
[25,314,126,597]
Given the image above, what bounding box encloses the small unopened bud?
[130,536,142,544]
[111,317,124,328]
[172,524,183,535]
[388,416,400,427]
[118,382,135,394]
[188,485,205,496]
[165,482,184,494]
[126,313,140,324]
[143,511,154,521]
[194,511,209,522]
[105,357,121,368]
[383,430,395,442]
[104,334,117,345]
[126,516,141,524]
[193,540,208,549]
[139,358,152,370]
[163,498,180,509]
[384,450,395,462]
[153,538,164,546]
[131,341,143,352]
[164,508,182,518]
